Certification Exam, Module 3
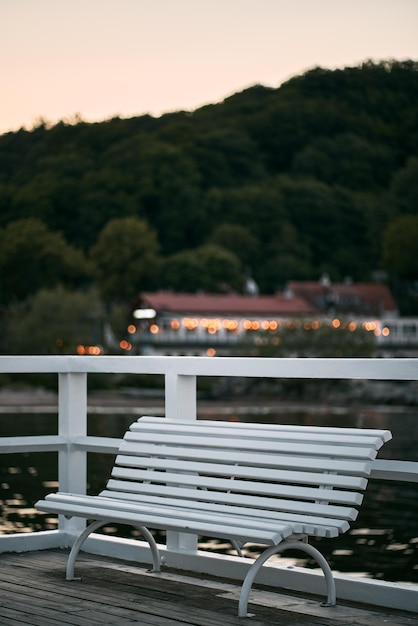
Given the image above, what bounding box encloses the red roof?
[138,292,317,316]
[287,281,398,315]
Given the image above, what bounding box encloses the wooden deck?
[0,550,416,625]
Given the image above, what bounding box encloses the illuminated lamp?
[133,308,156,320]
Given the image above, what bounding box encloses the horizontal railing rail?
[1,355,417,491]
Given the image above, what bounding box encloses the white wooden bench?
[35,416,392,618]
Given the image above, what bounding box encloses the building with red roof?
[130,291,317,356]
[136,292,317,318]
[286,279,398,318]
[125,281,410,356]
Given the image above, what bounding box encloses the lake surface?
[0,400,417,583]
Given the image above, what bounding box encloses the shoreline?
[0,386,416,414]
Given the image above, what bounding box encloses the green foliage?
[0,218,91,304]
[389,156,418,216]
[90,216,161,303]
[133,142,204,253]
[0,60,417,311]
[254,320,376,358]
[292,133,396,191]
[4,286,103,355]
[382,215,418,278]
[208,223,259,267]
[276,177,373,280]
[163,244,244,293]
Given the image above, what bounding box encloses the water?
[0,402,417,583]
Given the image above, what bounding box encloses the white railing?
[0,355,417,612]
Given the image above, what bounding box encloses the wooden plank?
[136,416,393,442]
[124,430,381,459]
[109,466,364,504]
[1,561,194,625]
[35,499,290,545]
[104,480,359,520]
[130,418,391,445]
[0,550,415,626]
[118,442,374,476]
[114,454,368,489]
[99,490,350,535]
[41,493,297,537]
[0,550,297,626]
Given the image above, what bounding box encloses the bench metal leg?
[65,519,161,580]
[238,540,336,618]
[231,539,245,557]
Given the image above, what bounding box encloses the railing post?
[58,372,88,533]
[165,372,197,420]
[164,371,198,553]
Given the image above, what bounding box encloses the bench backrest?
[100,416,391,532]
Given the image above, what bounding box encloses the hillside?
[0,60,417,308]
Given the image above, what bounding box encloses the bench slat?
[114,454,368,490]
[110,466,364,505]
[118,441,373,476]
[124,431,379,460]
[41,491,349,538]
[38,494,291,545]
[136,416,392,444]
[104,478,360,521]
[44,493,299,536]
[131,419,389,449]
[99,490,350,537]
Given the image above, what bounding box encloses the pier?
[0,355,417,622]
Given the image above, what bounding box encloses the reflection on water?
[0,404,417,583]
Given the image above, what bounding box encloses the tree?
[382,215,418,314]
[0,218,91,305]
[90,217,161,303]
[255,320,376,358]
[389,156,418,216]
[0,60,417,299]
[278,177,373,280]
[134,142,205,254]
[163,244,244,293]
[255,221,313,291]
[292,133,395,191]
[382,215,418,278]
[208,223,259,267]
[5,286,103,355]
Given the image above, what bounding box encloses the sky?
[1,0,417,135]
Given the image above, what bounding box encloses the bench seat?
[35,416,391,617]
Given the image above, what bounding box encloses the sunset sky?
[1,0,417,135]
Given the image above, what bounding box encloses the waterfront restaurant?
[130,291,317,356]
[127,280,408,357]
